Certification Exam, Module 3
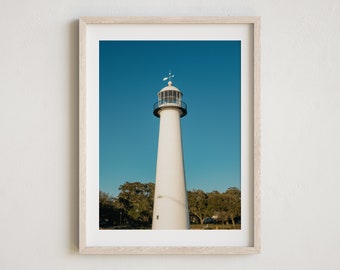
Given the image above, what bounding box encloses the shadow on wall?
[68,19,79,254]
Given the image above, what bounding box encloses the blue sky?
[99,41,241,196]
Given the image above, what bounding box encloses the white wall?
[1,0,340,269]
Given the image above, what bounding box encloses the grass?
[100,224,241,230]
[190,224,241,230]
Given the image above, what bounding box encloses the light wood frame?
[79,16,261,255]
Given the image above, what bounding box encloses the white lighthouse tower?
[152,72,189,230]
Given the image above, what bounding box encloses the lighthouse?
[152,72,189,229]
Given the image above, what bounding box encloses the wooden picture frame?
[79,16,261,254]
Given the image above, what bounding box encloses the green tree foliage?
[99,181,240,229]
[187,187,241,227]
[187,189,209,224]
[99,191,120,228]
[223,187,241,225]
[116,182,155,228]
[207,190,223,215]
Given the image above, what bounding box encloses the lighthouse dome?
[159,81,182,93]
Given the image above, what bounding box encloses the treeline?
[99,181,241,230]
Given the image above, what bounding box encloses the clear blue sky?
[99,41,241,196]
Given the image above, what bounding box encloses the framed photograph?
[79,16,260,254]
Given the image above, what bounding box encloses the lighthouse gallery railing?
[153,100,187,111]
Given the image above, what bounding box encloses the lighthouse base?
[152,195,189,229]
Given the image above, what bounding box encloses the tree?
[116,182,155,228]
[99,191,120,228]
[100,181,241,229]
[206,190,223,217]
[223,187,241,225]
[187,189,209,225]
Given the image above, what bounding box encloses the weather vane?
[163,71,175,83]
